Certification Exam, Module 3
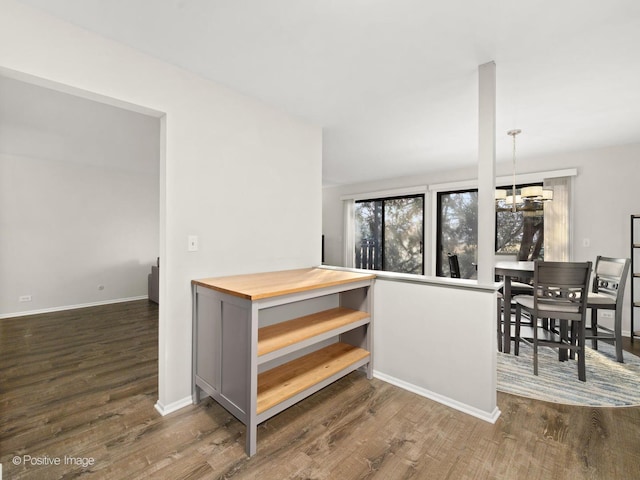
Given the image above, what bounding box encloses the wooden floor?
[2,301,640,479]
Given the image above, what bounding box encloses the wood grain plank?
[257,343,370,414]
[192,268,374,300]
[257,307,369,356]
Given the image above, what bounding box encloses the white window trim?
[340,185,428,201]
[427,168,577,192]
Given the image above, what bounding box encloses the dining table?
[494,260,535,354]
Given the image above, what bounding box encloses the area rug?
[497,342,640,406]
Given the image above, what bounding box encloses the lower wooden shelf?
[257,342,370,415]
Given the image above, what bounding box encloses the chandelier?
[495,129,553,215]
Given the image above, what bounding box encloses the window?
[437,183,546,278]
[354,194,424,274]
[495,203,544,259]
[496,182,546,261]
[437,190,478,278]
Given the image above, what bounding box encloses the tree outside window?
[354,195,424,275]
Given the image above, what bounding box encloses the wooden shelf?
[258,307,369,357]
[257,342,370,415]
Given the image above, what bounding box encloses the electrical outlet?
[601,311,614,318]
[19,295,32,302]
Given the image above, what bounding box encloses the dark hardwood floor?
[1,300,639,479]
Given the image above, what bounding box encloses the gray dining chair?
[447,253,460,278]
[497,292,504,351]
[585,256,631,363]
[495,259,534,353]
[513,261,592,381]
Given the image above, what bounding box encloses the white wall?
[373,277,499,422]
[323,143,640,334]
[0,0,322,412]
[0,76,160,316]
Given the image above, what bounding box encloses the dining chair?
[585,256,631,363]
[497,292,504,351]
[447,253,461,278]
[513,261,592,381]
[495,259,534,353]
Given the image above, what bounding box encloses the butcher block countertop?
[192,267,375,300]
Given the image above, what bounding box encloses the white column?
[477,62,496,284]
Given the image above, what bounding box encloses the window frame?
[436,188,477,277]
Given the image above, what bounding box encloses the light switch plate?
[188,235,199,252]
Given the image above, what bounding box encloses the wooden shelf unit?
[192,268,375,456]
[632,215,640,341]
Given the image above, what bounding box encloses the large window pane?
[383,197,424,274]
[496,210,544,259]
[355,200,382,270]
[436,183,546,278]
[496,183,545,260]
[437,191,478,278]
[355,195,424,274]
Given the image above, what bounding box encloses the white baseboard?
[155,374,503,423]
[0,296,149,319]
[373,370,501,424]
[154,396,193,416]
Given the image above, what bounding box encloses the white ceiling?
[15,0,640,185]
